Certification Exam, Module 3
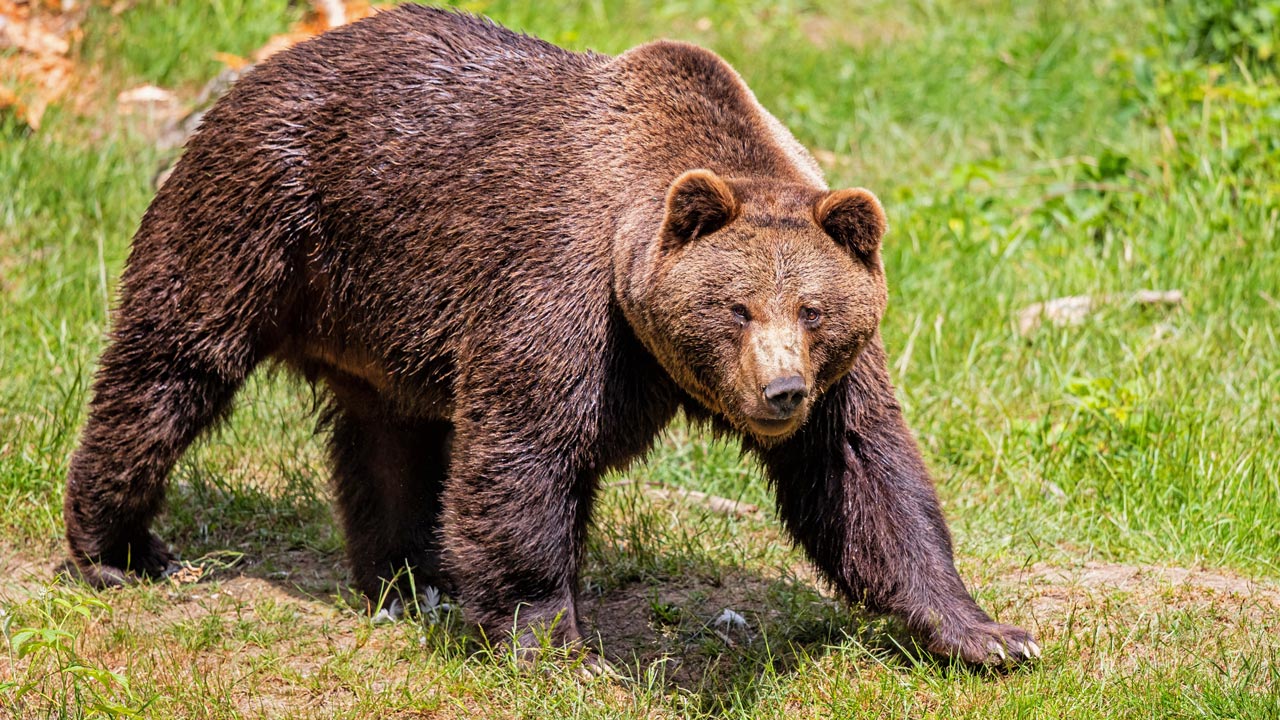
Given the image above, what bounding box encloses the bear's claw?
[930,621,1041,669]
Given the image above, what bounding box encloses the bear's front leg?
[756,339,1040,668]
[440,399,601,664]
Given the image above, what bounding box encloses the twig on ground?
[1017,289,1184,335]
[608,479,762,518]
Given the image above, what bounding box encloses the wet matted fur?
[64,5,1038,667]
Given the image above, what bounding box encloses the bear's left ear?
[814,188,887,260]
[660,169,741,252]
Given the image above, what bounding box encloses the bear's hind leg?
[64,134,309,588]
[65,316,262,587]
[327,406,451,614]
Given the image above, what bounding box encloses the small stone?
[713,608,747,629]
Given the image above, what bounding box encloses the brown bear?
[63,4,1039,668]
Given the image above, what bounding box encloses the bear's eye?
[801,307,822,328]
[730,304,751,326]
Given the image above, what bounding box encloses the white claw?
[1028,640,1042,658]
[988,641,1008,665]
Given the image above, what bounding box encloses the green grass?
[80,0,304,89]
[2,0,1279,717]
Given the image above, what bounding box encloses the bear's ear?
[660,169,740,251]
[814,188,887,260]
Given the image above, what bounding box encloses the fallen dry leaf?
[117,83,184,130]
[0,0,83,129]
[117,83,177,108]
[0,11,69,55]
[165,563,206,585]
[212,51,252,72]
[250,1,381,64]
[315,0,347,29]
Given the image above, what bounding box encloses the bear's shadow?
[149,466,923,712]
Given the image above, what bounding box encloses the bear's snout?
[763,375,807,417]
[736,319,812,435]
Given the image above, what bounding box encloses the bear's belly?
[281,339,456,421]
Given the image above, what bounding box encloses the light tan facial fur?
[636,170,889,442]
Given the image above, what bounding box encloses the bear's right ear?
[660,169,740,252]
[814,188,887,260]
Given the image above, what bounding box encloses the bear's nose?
[763,375,808,417]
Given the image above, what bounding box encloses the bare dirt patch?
[1005,560,1280,619]
[6,533,1278,715]
[983,559,1280,680]
[0,543,63,599]
[583,570,834,678]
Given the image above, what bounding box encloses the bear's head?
[625,169,889,443]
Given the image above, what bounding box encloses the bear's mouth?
[744,415,802,438]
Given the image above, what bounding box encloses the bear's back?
[601,40,826,196]
[225,6,599,111]
[152,7,828,382]
[182,6,820,250]
[194,5,605,176]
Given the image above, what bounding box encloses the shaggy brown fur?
[64,5,1038,667]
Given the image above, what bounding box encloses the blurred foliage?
[1161,0,1280,66]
